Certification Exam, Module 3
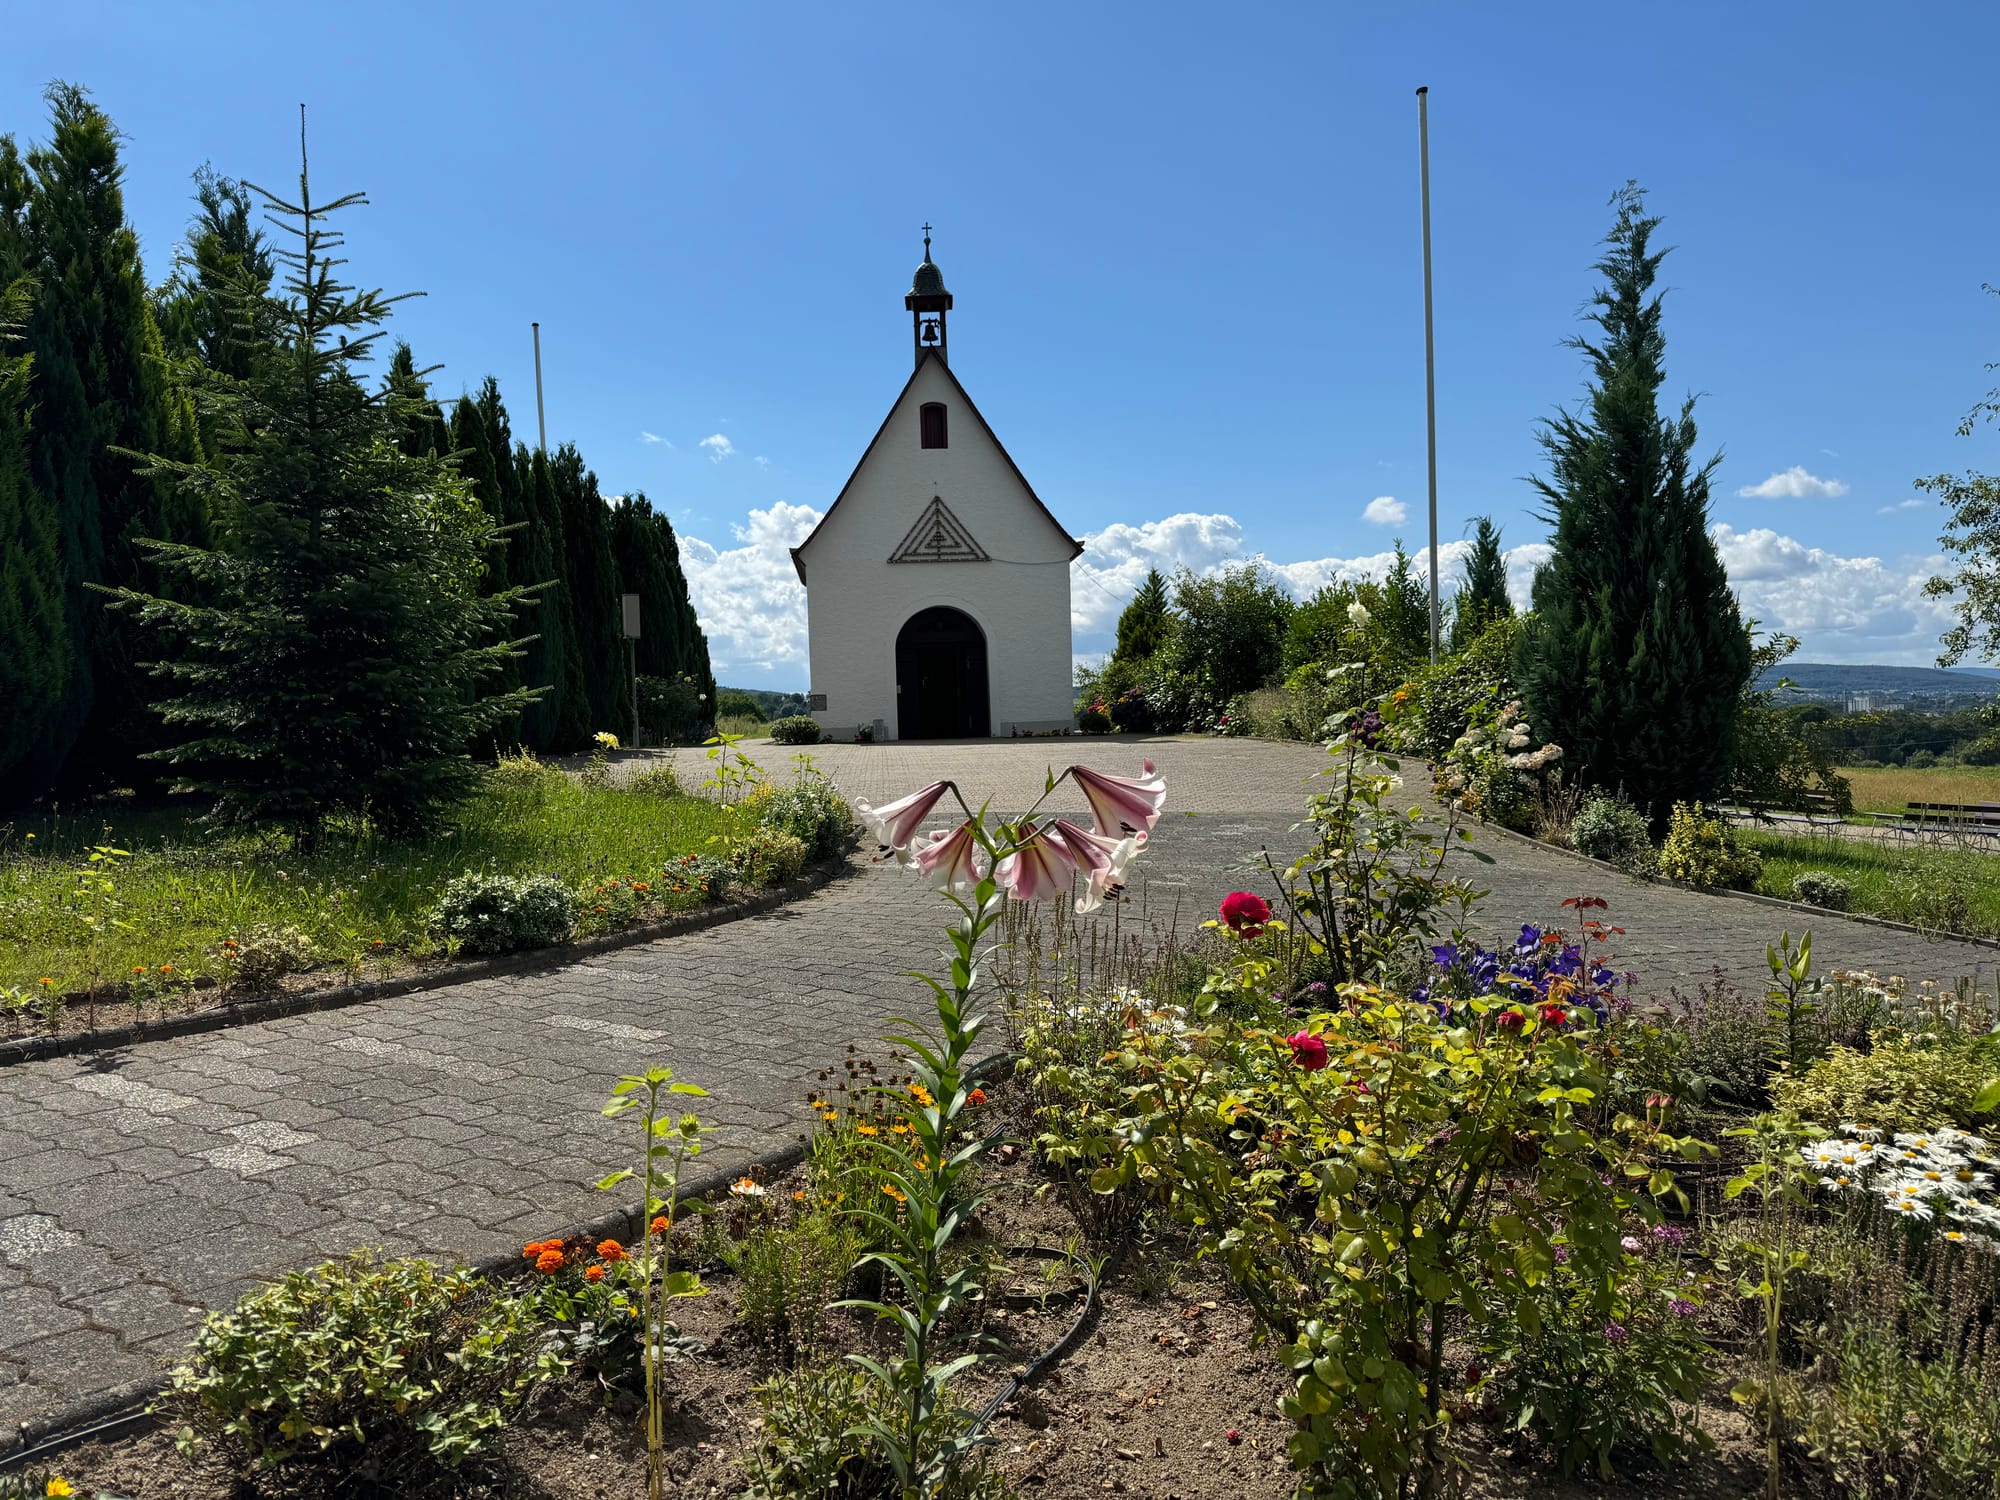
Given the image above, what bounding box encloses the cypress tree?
[14,84,203,793]
[383,341,450,458]
[0,275,70,799]
[1514,186,1750,824]
[1113,568,1170,663]
[550,443,625,737]
[106,126,537,836]
[522,444,591,749]
[607,491,715,717]
[1447,515,1512,651]
[154,165,275,390]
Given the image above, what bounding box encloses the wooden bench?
[1901,801,2000,834]
[1724,789,1845,825]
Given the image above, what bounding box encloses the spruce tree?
[1113,568,1170,663]
[154,165,275,386]
[0,276,70,798]
[1447,515,1512,652]
[1514,186,1750,824]
[106,124,537,836]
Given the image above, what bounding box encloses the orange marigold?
[534,1248,565,1274]
[596,1239,628,1262]
[585,1265,605,1283]
[522,1240,550,1259]
[650,1215,670,1236]
[967,1087,988,1106]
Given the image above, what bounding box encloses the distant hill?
[1759,662,2000,702]
[720,685,810,719]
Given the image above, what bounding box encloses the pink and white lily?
[1046,818,1143,913]
[914,819,986,894]
[993,820,1079,903]
[1069,760,1167,839]
[854,779,955,865]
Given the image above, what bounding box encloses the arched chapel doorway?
[896,607,990,740]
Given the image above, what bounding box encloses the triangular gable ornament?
[888,496,990,564]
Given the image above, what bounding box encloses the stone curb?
[0,852,856,1071]
[0,1047,1023,1467]
[1474,820,2000,957]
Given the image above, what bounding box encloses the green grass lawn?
[1737,827,2000,938]
[0,767,745,1001]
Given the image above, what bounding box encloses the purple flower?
[1304,981,1328,997]
[1602,1322,1629,1345]
[1514,924,1542,956]
[1652,1223,1686,1248]
[1430,943,1460,969]
[1670,1299,1698,1320]
[1620,1235,1643,1254]
[1553,1244,1571,1265]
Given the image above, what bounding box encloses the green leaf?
[594,1170,633,1191]
[1973,1078,2000,1115]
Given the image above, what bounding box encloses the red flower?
[1539,1003,1568,1028]
[1220,891,1271,936]
[1285,1031,1329,1071]
[1496,1009,1527,1031]
[1225,1427,1242,1444]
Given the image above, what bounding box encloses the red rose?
[1539,1003,1568,1028]
[1285,1031,1329,1071]
[1496,1009,1526,1031]
[1220,891,1271,936]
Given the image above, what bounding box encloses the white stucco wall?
[797,356,1075,739]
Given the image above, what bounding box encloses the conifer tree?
[1514,186,1749,824]
[107,122,537,835]
[154,165,275,387]
[521,444,591,749]
[1113,568,1170,663]
[383,341,450,458]
[12,84,202,793]
[550,443,626,737]
[0,275,69,797]
[608,491,715,714]
[1447,515,1512,652]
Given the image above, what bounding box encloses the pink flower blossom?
[854,780,954,864]
[1220,891,1271,936]
[994,820,1079,902]
[1046,818,1144,913]
[915,819,986,894]
[1069,760,1167,838]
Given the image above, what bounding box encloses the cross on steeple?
[921,222,932,259]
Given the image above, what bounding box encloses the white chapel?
[792,236,1080,740]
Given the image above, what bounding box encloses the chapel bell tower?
[905,224,952,369]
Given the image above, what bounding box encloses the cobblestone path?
[2,737,1994,1431]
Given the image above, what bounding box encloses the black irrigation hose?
[971,1241,1105,1433]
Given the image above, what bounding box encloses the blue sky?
[9,1,1999,688]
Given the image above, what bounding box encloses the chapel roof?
[790,349,1083,585]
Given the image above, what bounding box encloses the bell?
[920,317,940,345]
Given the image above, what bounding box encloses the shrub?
[1888,859,1977,935]
[1394,614,1524,761]
[769,715,822,745]
[732,828,807,887]
[488,747,560,791]
[1077,706,1111,734]
[170,1251,559,1479]
[1656,802,1762,889]
[1482,1249,1714,1476]
[430,872,576,954]
[1791,870,1852,911]
[757,776,853,860]
[626,763,684,798]
[222,924,318,991]
[665,853,732,902]
[1569,793,1652,864]
[1108,687,1155,733]
[1663,976,1776,1110]
[741,1362,903,1499]
[1772,1033,2000,1133]
[735,1209,861,1364]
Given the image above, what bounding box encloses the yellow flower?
[881,1183,906,1203]
[47,1481,75,1499]
[855,1123,879,1137]
[908,1084,935,1107]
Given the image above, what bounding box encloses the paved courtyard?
[2,736,1995,1432]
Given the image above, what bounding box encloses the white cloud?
[640,431,668,446]
[1877,498,1927,514]
[698,433,735,463]
[1737,466,1849,499]
[679,502,818,671]
[1363,495,1407,526]
[1709,524,1955,663]
[753,455,771,469]
[673,504,1965,689]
